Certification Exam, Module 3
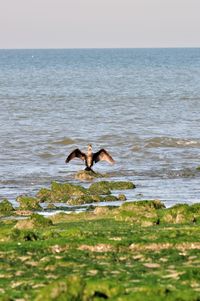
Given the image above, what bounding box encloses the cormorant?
[65,144,115,172]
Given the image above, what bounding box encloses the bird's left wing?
[93,149,115,164]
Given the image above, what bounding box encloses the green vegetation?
[17,195,42,210]
[0,199,14,216]
[37,182,87,203]
[0,200,200,300]
[35,180,135,205]
[89,180,135,195]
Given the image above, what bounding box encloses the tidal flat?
[0,180,200,300]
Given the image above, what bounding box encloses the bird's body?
[65,144,115,172]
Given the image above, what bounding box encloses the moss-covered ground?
[0,200,200,300]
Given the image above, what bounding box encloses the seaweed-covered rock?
[107,181,136,190]
[0,199,14,214]
[47,203,57,209]
[160,204,197,224]
[15,213,52,230]
[37,182,87,203]
[36,188,52,202]
[103,195,118,202]
[75,170,105,181]
[17,195,42,210]
[120,200,165,211]
[93,206,111,216]
[89,181,135,195]
[89,181,111,195]
[118,194,127,201]
[30,213,53,227]
[67,195,103,205]
[116,200,165,226]
[51,181,87,196]
[67,194,120,205]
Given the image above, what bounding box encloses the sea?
[0,48,200,208]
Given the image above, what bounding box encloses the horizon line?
[0,46,200,50]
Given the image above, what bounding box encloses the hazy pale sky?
[0,0,199,48]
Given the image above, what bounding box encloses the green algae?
[1,201,200,300]
[35,276,124,301]
[107,180,136,190]
[67,194,119,206]
[160,203,200,224]
[115,200,165,226]
[15,213,52,230]
[17,195,42,210]
[0,199,14,215]
[35,275,85,301]
[37,182,87,203]
[35,180,135,205]
[118,194,127,201]
[89,180,135,195]
[89,181,111,195]
[11,214,54,242]
[30,213,53,227]
[67,195,103,205]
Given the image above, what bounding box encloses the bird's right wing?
[65,149,86,163]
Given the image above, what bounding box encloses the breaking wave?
[144,137,200,148]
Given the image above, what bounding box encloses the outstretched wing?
[65,149,86,163]
[93,149,115,164]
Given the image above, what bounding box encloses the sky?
[0,0,199,49]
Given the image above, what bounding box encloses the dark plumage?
[65,144,115,171]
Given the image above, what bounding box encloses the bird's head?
[88,144,92,152]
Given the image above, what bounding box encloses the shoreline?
[0,198,200,300]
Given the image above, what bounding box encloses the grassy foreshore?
[0,178,200,300]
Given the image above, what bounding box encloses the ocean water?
[0,48,200,207]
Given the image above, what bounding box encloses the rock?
[75,170,105,181]
[116,200,165,225]
[30,213,53,227]
[36,188,52,202]
[94,206,111,215]
[103,195,118,202]
[15,210,32,216]
[0,199,14,214]
[15,213,52,230]
[89,181,111,195]
[67,195,103,205]
[14,219,35,230]
[160,204,196,224]
[16,195,42,210]
[37,181,87,203]
[67,194,119,205]
[89,181,135,195]
[118,194,127,201]
[47,203,57,209]
[107,181,136,190]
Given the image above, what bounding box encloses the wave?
[38,152,55,159]
[51,138,75,145]
[144,137,200,148]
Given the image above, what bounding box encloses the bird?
[65,144,115,172]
